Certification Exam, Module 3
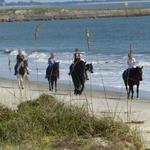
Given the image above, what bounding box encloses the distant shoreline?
[0,7,150,22]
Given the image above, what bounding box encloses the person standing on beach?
[14,50,25,75]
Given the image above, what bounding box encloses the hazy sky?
[5,0,80,2]
[5,0,150,3]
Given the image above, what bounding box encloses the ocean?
[45,0,150,9]
[0,16,150,94]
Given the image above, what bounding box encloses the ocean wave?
[93,70,115,76]
[9,49,27,56]
[140,61,150,67]
[59,60,73,64]
[28,52,48,59]
[4,49,13,54]
[0,48,18,55]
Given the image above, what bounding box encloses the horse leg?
[20,76,24,89]
[51,79,53,91]
[17,75,21,89]
[128,86,131,99]
[125,85,129,99]
[136,84,139,99]
[55,78,57,92]
[131,86,134,99]
[75,87,79,95]
[48,78,52,91]
[79,83,84,95]
[17,74,22,89]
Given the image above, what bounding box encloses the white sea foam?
[140,61,150,67]
[10,50,18,56]
[28,52,48,63]
[1,50,150,93]
[10,49,27,56]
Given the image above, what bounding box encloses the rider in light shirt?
[127,53,136,69]
[127,53,136,77]
[48,52,56,66]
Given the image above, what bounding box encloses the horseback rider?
[127,53,136,69]
[74,48,81,63]
[14,50,29,75]
[127,52,136,77]
[48,52,56,66]
[45,52,56,78]
[69,48,89,80]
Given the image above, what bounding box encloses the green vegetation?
[0,94,144,149]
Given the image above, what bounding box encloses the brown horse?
[122,66,143,99]
[16,60,28,89]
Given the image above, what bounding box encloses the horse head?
[85,63,94,73]
[23,60,28,68]
[136,66,143,81]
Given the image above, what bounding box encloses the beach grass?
[0,94,144,150]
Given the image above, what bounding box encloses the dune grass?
[0,94,144,150]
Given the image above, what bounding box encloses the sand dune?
[0,77,150,148]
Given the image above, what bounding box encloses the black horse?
[122,66,143,99]
[16,60,28,89]
[70,60,93,95]
[46,62,59,92]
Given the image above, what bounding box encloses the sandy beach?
[0,77,150,148]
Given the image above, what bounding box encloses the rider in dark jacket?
[14,50,26,75]
[69,48,89,80]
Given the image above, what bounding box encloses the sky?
[5,0,150,3]
[5,0,83,2]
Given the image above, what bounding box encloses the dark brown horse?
[122,66,143,99]
[16,60,28,89]
[70,60,93,95]
[46,62,59,92]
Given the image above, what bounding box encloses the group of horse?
[17,59,143,99]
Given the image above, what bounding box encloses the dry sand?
[0,77,150,148]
